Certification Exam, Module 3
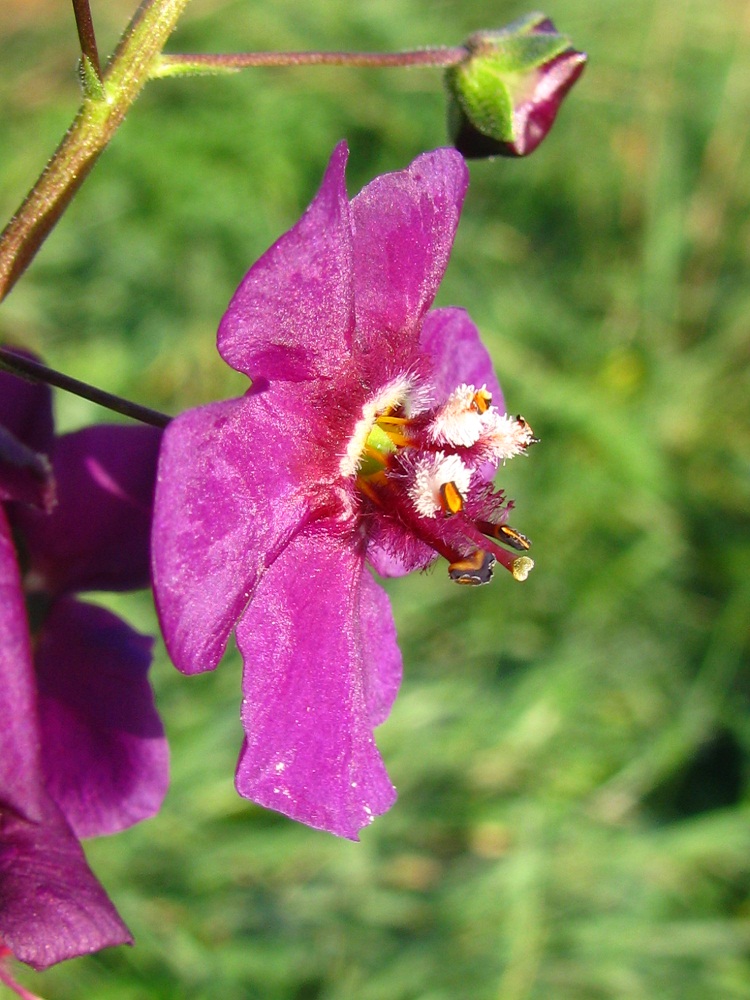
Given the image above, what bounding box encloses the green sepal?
[445,13,586,158]
[79,54,105,102]
[447,19,573,145]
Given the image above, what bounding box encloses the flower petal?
[35,597,168,838]
[420,307,503,410]
[234,524,397,839]
[16,425,161,595]
[0,425,54,512]
[0,802,132,970]
[359,571,403,726]
[218,142,355,382]
[350,148,469,369]
[153,386,327,674]
[0,508,45,822]
[0,361,54,456]
[0,513,131,968]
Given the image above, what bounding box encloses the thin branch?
[152,45,467,78]
[0,0,193,304]
[0,348,171,429]
[71,0,102,82]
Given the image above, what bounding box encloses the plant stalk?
[151,45,467,77]
[0,0,193,304]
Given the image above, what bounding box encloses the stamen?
[515,415,539,446]
[409,452,472,518]
[472,387,493,413]
[481,412,538,463]
[339,374,418,478]
[374,414,413,447]
[455,519,535,581]
[449,549,496,585]
[481,522,531,551]
[439,480,464,516]
[428,383,486,447]
[377,415,410,426]
[357,476,385,508]
[363,445,385,463]
[381,429,412,448]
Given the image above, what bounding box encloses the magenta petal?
[350,148,469,366]
[359,572,403,727]
[152,387,324,674]
[218,142,354,381]
[35,597,168,838]
[0,802,131,970]
[0,508,45,822]
[17,425,161,595]
[420,307,503,410]
[234,525,397,839]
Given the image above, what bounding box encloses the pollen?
[472,387,493,413]
[511,556,535,581]
[439,480,464,515]
[448,548,496,585]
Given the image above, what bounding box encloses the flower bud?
[446,13,586,158]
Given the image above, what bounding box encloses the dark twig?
[71,0,102,80]
[0,348,171,429]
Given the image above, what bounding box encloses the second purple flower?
[152,143,534,839]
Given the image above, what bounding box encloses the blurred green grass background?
[2,0,750,997]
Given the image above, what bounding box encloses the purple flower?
[0,366,168,969]
[152,144,534,840]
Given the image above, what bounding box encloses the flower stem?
[0,348,171,429]
[71,0,103,85]
[0,0,193,305]
[151,45,468,78]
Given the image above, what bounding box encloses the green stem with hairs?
[151,46,467,78]
[0,0,193,304]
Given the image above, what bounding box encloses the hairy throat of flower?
[353,393,535,586]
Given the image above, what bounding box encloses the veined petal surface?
[420,307,503,409]
[17,425,161,596]
[234,524,399,839]
[218,142,354,382]
[153,385,329,674]
[0,507,44,822]
[350,148,469,370]
[0,804,131,970]
[35,598,168,838]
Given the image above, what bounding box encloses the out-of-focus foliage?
[1,0,750,997]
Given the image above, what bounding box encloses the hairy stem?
[152,45,467,77]
[0,0,193,304]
